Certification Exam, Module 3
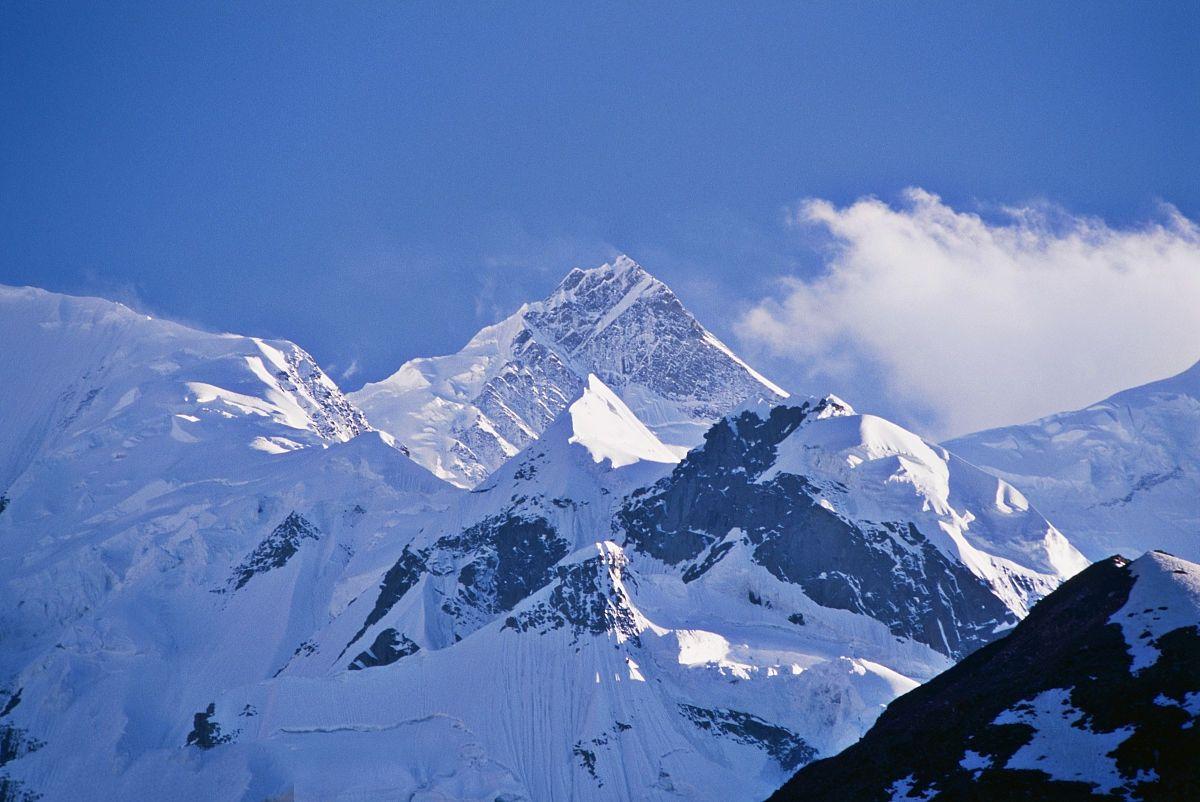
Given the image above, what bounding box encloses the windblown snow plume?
[738,189,1200,438]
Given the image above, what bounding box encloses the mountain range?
[0,259,1194,801]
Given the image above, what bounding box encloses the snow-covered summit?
[620,399,1087,659]
[350,256,786,487]
[948,358,1200,561]
[766,410,1088,589]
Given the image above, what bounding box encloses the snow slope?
[160,397,1086,802]
[770,551,1200,801]
[764,407,1088,614]
[567,374,687,468]
[948,359,1200,562]
[350,256,785,487]
[0,284,378,491]
[620,397,1087,657]
[119,398,963,802]
[0,284,449,802]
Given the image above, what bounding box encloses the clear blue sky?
[3,2,1198,409]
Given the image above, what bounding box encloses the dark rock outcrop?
[348,628,420,670]
[620,403,1014,658]
[186,703,233,750]
[229,512,321,591]
[769,553,1200,801]
[680,705,815,772]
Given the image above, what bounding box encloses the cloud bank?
[737,189,1200,438]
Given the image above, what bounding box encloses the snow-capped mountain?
[0,284,451,802]
[615,397,1087,658]
[0,281,1087,802]
[948,359,1200,563]
[770,550,1200,801]
[350,255,786,488]
[0,283,376,489]
[164,397,1083,802]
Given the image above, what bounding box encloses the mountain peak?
[0,282,379,494]
[352,257,785,488]
[816,394,854,417]
[550,254,648,294]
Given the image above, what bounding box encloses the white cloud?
[340,359,360,381]
[737,189,1200,438]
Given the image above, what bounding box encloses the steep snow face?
[0,285,397,625]
[350,256,785,487]
[0,284,451,802]
[568,374,686,468]
[0,431,454,802]
[770,551,1200,802]
[948,360,1200,561]
[190,538,948,802]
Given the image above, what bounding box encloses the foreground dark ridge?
[768,551,1200,801]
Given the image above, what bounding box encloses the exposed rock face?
[504,542,643,645]
[679,705,816,772]
[186,704,233,750]
[343,547,428,653]
[350,256,785,487]
[618,399,1076,659]
[341,511,572,659]
[229,512,321,591]
[436,514,572,628]
[270,345,374,444]
[769,551,1200,801]
[348,629,420,670]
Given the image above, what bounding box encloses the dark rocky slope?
[768,551,1200,801]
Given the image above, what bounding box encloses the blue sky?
[3,3,1198,435]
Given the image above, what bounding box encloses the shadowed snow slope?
[350,255,785,487]
[769,550,1200,801]
[949,359,1200,562]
